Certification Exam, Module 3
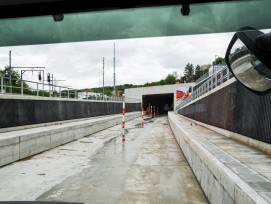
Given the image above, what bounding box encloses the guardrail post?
[215,73,217,88]
[0,76,3,94]
[21,80,23,95]
[37,83,39,96]
[227,68,230,81]
[68,88,70,99]
[59,87,61,98]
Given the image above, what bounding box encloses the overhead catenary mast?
[103,57,105,99]
[113,42,116,96]
[9,51,11,93]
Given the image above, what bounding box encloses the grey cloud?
[0,32,237,89]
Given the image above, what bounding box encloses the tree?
[0,66,26,93]
[165,73,177,84]
[0,66,50,96]
[158,79,165,85]
[183,63,194,82]
[194,65,202,81]
[213,57,225,65]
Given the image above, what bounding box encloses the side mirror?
[225,29,271,93]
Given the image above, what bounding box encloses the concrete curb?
[0,112,141,167]
[168,112,269,204]
[176,114,271,156]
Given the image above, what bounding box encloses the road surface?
[0,116,208,204]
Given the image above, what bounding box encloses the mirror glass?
[229,39,271,92]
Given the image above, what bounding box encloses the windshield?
[0,1,271,46]
[1,1,271,204]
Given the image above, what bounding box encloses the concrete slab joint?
[168,112,270,204]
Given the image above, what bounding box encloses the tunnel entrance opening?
[142,93,174,115]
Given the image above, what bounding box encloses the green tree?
[0,66,27,93]
[183,63,194,82]
[158,79,165,85]
[194,65,202,81]
[0,66,51,96]
[213,57,225,65]
[165,73,177,84]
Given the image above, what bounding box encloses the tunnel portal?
[142,93,174,115]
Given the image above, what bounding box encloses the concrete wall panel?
[0,98,141,129]
[0,112,141,167]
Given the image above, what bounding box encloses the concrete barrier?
[168,112,269,204]
[0,112,141,167]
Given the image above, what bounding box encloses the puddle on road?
[79,141,93,144]
[37,173,46,176]
[59,149,78,151]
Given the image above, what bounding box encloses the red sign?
[176,90,184,99]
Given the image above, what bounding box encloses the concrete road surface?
[0,116,208,204]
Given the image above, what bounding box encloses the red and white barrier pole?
[141,107,144,128]
[122,94,125,142]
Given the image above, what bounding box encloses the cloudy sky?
[0,32,234,89]
[0,1,270,90]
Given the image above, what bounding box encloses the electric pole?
[9,51,11,93]
[113,42,116,97]
[103,57,105,100]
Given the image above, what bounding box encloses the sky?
[0,32,235,89]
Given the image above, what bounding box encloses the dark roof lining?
[0,0,238,19]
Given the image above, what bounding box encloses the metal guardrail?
[0,76,124,102]
[176,66,233,110]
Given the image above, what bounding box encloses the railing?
[0,76,123,102]
[176,66,234,110]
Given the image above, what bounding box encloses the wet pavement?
[0,116,208,204]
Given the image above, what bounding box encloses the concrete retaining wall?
[178,80,271,144]
[168,112,268,204]
[0,112,141,167]
[0,97,141,128]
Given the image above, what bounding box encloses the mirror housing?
[225,29,271,93]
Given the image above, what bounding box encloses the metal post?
[215,74,217,87]
[52,74,54,97]
[122,94,125,142]
[59,87,61,98]
[227,67,230,81]
[21,80,23,95]
[43,71,45,96]
[103,57,105,100]
[9,51,12,93]
[37,83,39,96]
[211,75,213,90]
[1,76,3,94]
[113,43,116,97]
[68,88,69,99]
